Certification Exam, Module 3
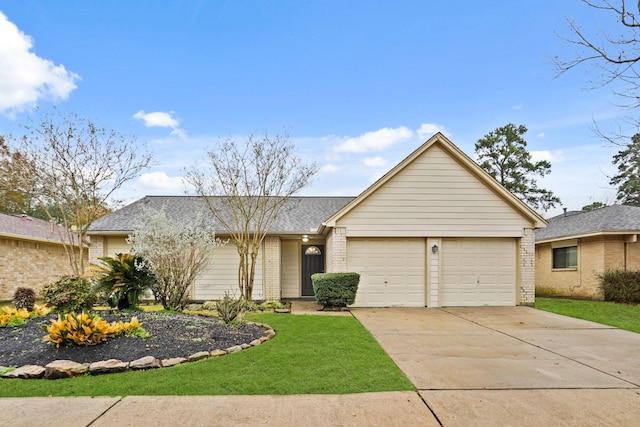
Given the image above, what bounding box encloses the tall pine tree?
[475,123,560,212]
[611,133,640,206]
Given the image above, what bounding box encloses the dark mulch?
[0,311,266,368]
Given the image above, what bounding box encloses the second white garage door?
[347,238,425,307]
[440,238,516,306]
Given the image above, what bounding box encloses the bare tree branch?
[5,108,154,275]
[185,132,318,300]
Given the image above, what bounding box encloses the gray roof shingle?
[88,196,355,234]
[0,212,69,244]
[535,205,640,242]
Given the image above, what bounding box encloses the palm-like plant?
[90,253,155,310]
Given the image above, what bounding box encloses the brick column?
[88,235,104,264]
[519,228,535,306]
[263,236,281,301]
[329,227,347,272]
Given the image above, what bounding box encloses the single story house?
[535,204,640,299]
[88,133,546,307]
[0,213,77,300]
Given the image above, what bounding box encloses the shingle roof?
[535,205,640,242]
[88,196,355,234]
[0,212,69,244]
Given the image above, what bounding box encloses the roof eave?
[535,230,640,244]
[324,133,547,229]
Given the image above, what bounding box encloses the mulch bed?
[0,311,266,368]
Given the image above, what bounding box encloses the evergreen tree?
[475,123,560,212]
[611,133,640,206]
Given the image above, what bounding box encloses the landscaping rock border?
[0,321,275,380]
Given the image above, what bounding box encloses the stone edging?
[0,321,275,380]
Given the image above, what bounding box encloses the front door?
[301,244,325,297]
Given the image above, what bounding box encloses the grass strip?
[535,297,640,333]
[0,313,414,397]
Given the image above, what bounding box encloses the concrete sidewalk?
[352,306,640,426]
[0,392,437,427]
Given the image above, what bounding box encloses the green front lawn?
[0,313,414,397]
[535,297,640,333]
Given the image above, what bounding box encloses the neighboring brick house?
[535,205,640,299]
[88,133,545,307]
[0,213,78,300]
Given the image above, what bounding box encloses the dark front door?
[301,244,325,297]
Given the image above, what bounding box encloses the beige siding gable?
[336,144,533,237]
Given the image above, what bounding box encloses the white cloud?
[320,164,340,173]
[512,104,522,110]
[0,12,79,116]
[531,150,563,163]
[537,132,545,138]
[133,110,186,138]
[136,172,187,193]
[363,156,387,168]
[333,126,413,153]
[417,123,450,139]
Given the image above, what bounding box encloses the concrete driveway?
[352,306,640,426]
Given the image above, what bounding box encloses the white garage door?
[347,238,425,307]
[441,238,516,306]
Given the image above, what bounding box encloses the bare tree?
[7,109,153,274]
[185,132,318,300]
[555,1,640,107]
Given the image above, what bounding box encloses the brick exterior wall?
[263,236,281,300]
[0,237,77,301]
[519,228,535,305]
[534,235,640,300]
[327,227,347,272]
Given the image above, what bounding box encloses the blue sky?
[0,1,630,217]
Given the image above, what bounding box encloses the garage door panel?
[348,238,425,307]
[441,238,516,307]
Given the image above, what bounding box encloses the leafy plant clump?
[215,293,247,325]
[42,276,96,313]
[91,253,156,310]
[0,304,51,328]
[13,287,36,311]
[42,311,145,347]
[312,272,360,309]
[598,269,640,303]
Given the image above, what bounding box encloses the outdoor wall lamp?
[431,244,439,253]
[302,235,309,243]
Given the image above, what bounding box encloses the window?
[304,246,322,255]
[553,246,577,269]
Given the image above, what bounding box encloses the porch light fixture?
[431,244,439,254]
[302,235,309,242]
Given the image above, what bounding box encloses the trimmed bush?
[13,287,36,311]
[312,272,360,308]
[42,276,96,313]
[598,269,640,303]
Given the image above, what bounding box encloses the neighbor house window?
[553,246,577,269]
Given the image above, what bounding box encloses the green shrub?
[13,287,36,311]
[90,253,155,310]
[42,276,96,313]
[215,292,247,325]
[312,272,360,308]
[598,269,640,303]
